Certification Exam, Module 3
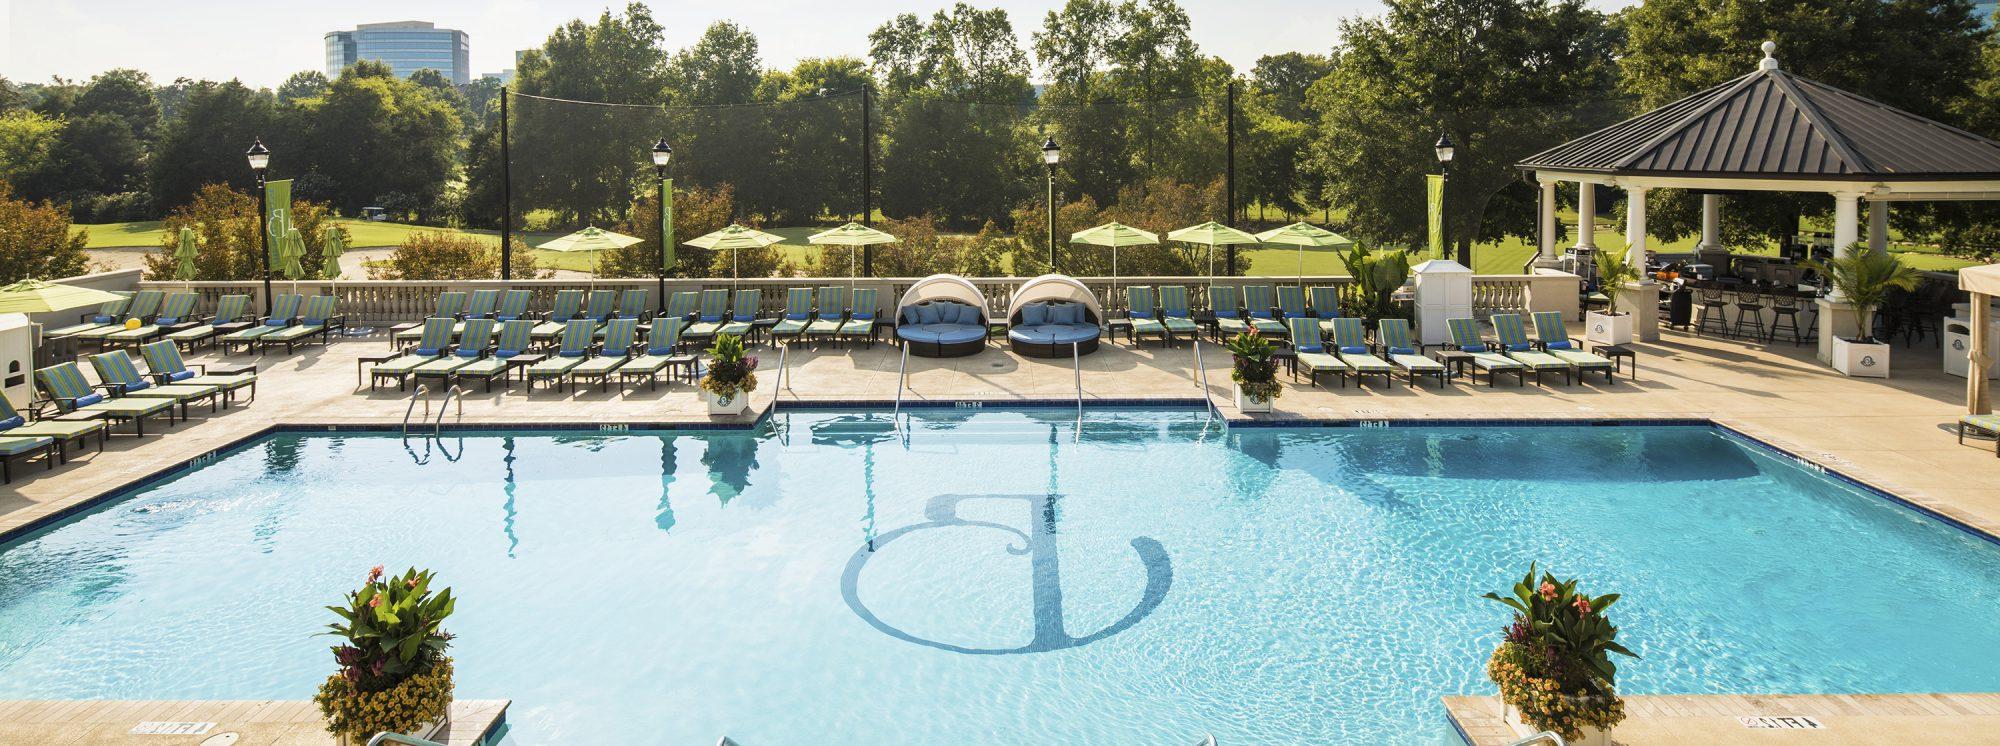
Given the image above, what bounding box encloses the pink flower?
[367,565,384,583]
[406,578,418,588]
[1538,582,1557,601]
[1573,596,1592,615]
[368,595,382,608]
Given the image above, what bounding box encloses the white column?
[1624,185,1649,277]
[1697,194,1723,252]
[1573,182,1597,251]
[1868,199,1889,256]
[1832,192,1862,255]
[1538,179,1557,259]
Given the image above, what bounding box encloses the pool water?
[2,410,1998,744]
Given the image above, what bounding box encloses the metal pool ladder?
[400,384,430,435]
[1071,340,1084,436]
[1505,731,1567,746]
[367,732,443,746]
[1192,338,1224,428]
[432,385,465,436]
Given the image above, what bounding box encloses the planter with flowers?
[699,333,759,415]
[1586,249,1641,346]
[315,566,456,746]
[1225,330,1281,413]
[1483,564,1638,746]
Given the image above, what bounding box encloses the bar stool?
[1696,287,1731,336]
[1767,293,1805,345]
[1731,289,1767,340]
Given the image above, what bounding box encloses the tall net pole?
[500,88,512,280]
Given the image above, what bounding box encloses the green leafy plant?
[699,332,759,401]
[1225,330,1282,402]
[315,566,455,741]
[1339,245,1412,322]
[1592,250,1641,315]
[1806,245,1924,344]
[1483,563,1637,740]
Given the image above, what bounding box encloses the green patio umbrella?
[1069,221,1159,299]
[273,228,306,283]
[321,228,345,279]
[685,224,786,287]
[1254,221,1354,284]
[807,222,897,290]
[0,279,126,315]
[1167,221,1260,282]
[537,226,643,253]
[173,227,200,283]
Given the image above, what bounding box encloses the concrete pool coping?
[0,698,507,745]
[1445,693,2000,745]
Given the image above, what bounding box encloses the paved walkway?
[1445,693,2000,745]
[0,698,507,745]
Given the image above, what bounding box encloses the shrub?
[1483,564,1637,740]
[313,565,455,741]
[0,179,93,283]
[699,333,759,401]
[1225,330,1281,402]
[143,183,343,281]
[368,232,545,280]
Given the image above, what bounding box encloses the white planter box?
[1233,384,1272,413]
[703,388,752,416]
[1585,311,1634,346]
[1501,703,1609,746]
[1831,336,1891,378]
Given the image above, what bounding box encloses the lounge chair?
[662,290,700,328]
[45,295,132,338]
[1275,286,1309,335]
[34,362,176,436]
[0,434,55,483]
[0,391,107,460]
[719,289,763,340]
[620,318,698,391]
[219,293,301,354]
[531,289,586,343]
[494,289,534,322]
[581,289,618,326]
[1446,318,1527,387]
[1157,285,1199,341]
[1283,317,1349,389]
[1529,311,1616,384]
[73,289,164,347]
[806,285,846,344]
[166,294,251,350]
[460,288,501,320]
[771,287,814,342]
[1375,319,1448,387]
[1124,286,1168,346]
[572,317,638,392]
[836,288,879,347]
[613,288,652,322]
[1309,287,1343,335]
[1326,317,1397,387]
[258,295,344,354]
[89,350,221,419]
[1490,313,1574,386]
[104,292,196,349]
[397,292,469,344]
[1243,285,1285,335]
[684,289,732,342]
[526,319,598,393]
[453,320,537,392]
[139,340,257,405]
[1960,414,2000,457]
[370,318,456,390]
[412,318,495,387]
[1210,286,1249,338]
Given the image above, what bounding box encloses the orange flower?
[1538,581,1557,601]
[1573,595,1592,614]
[368,565,384,583]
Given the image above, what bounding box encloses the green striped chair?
[371,317,457,390]
[836,288,878,347]
[772,288,815,341]
[685,289,733,341]
[807,285,847,342]
[620,318,697,390]
[46,295,132,338]
[1283,317,1348,389]
[463,289,501,318]
[1960,414,2000,457]
[167,294,249,350]
[453,320,537,392]
[396,292,470,344]
[663,291,700,327]
[495,289,534,322]
[0,390,106,459]
[1309,287,1343,335]
[1210,285,1248,338]
[1326,317,1396,387]
[74,290,163,345]
[614,288,652,321]
[1275,286,1308,327]
[1157,286,1199,341]
[89,350,220,419]
[259,295,343,353]
[35,361,175,436]
[1243,285,1284,335]
[413,317,496,385]
[0,433,55,483]
[1375,318,1448,387]
[581,289,618,324]
[1529,311,1616,384]
[527,319,599,393]
[1124,286,1167,346]
[139,340,256,404]
[220,293,302,354]
[573,317,638,392]
[1491,313,1574,386]
[1447,318,1526,387]
[104,292,197,349]
[719,289,763,339]
[531,289,587,342]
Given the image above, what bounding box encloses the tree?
[1307,0,1622,255]
[24,112,144,200]
[143,183,342,281]
[808,214,1009,277]
[1252,52,1335,122]
[149,80,277,211]
[367,232,545,280]
[289,61,462,216]
[604,184,738,278]
[756,58,872,222]
[511,3,671,226]
[667,21,778,218]
[871,3,1036,226]
[0,180,93,282]
[0,77,25,113]
[74,68,161,142]
[277,71,329,105]
[0,111,60,186]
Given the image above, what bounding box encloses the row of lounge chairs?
[52,291,345,356]
[1286,312,1616,389]
[0,342,259,483]
[389,286,883,350]
[371,317,699,394]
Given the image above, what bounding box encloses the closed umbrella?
[685,224,786,288]
[274,229,306,287]
[807,222,897,291]
[321,228,345,279]
[1254,221,1354,285]
[1069,221,1159,302]
[0,279,127,315]
[1167,221,1260,283]
[173,227,200,283]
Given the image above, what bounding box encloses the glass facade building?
[324,21,470,85]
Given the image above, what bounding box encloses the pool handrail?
[367,732,444,746]
[1504,732,1567,746]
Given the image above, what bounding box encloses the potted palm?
[315,566,455,746]
[1484,564,1637,746]
[699,332,759,415]
[1225,330,1281,413]
[1808,246,1922,378]
[1585,250,1641,345]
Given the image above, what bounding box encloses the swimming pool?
[2,410,1998,743]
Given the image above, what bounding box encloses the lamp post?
[246,138,272,314]
[651,138,673,313]
[1041,136,1061,270]
[1435,132,1464,266]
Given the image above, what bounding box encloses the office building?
[325,21,470,86]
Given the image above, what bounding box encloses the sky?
[1,0,1639,89]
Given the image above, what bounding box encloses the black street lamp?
[1435,132,1465,266]
[1041,136,1061,269]
[246,138,273,314]
[651,138,673,313]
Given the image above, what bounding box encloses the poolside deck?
[1445,693,2000,745]
[0,698,507,745]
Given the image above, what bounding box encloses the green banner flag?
[264,179,293,262]
[661,177,675,272]
[1426,174,1444,258]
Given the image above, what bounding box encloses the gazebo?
[1517,41,2000,358]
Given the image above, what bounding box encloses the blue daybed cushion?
[1021,304,1047,326]
[917,304,941,325]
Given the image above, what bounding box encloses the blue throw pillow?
[457,348,482,358]
[1022,304,1047,326]
[1460,344,1484,353]
[264,318,287,327]
[1052,304,1075,325]
[701,313,722,322]
[168,370,195,382]
[853,311,873,321]
[1507,343,1531,352]
[74,393,104,408]
[1340,345,1368,354]
[1389,346,1416,355]
[1546,340,1572,350]
[901,307,919,325]
[497,349,519,358]
[786,312,809,321]
[417,346,441,356]
[124,380,152,392]
[963,305,983,325]
[0,415,22,431]
[917,304,941,325]
[1297,344,1322,353]
[646,346,671,356]
[560,349,586,358]
[156,317,178,325]
[93,315,114,323]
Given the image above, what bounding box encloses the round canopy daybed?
[1006,274,1104,358]
[895,274,992,357]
